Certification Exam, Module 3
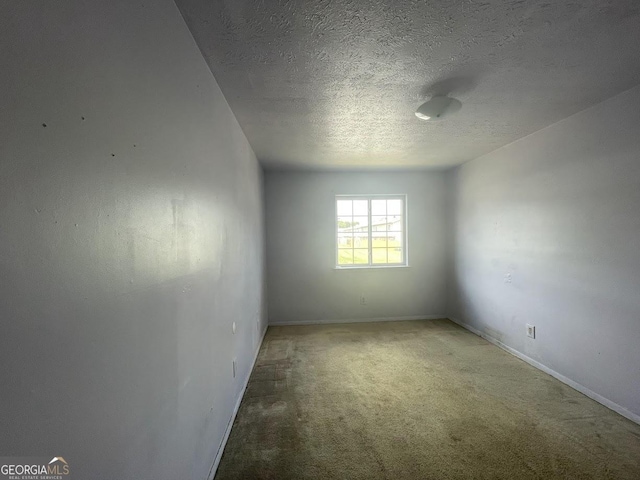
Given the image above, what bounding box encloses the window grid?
[336,195,407,268]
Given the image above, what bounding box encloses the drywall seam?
[448,317,640,426]
[269,315,446,326]
[206,326,268,480]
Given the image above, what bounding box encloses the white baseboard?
[269,314,447,326]
[206,325,268,480]
[448,316,640,425]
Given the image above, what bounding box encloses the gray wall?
[0,1,266,479]
[266,172,447,324]
[447,85,640,420]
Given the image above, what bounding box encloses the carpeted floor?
[215,319,640,479]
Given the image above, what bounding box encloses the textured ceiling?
[175,0,640,170]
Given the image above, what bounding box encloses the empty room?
[2,0,640,479]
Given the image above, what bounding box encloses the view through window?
[336,195,407,267]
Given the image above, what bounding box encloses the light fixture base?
[415,95,462,121]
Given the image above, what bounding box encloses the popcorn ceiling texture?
[176,0,640,169]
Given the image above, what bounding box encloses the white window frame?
[335,194,408,269]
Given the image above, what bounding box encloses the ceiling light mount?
[415,95,462,121]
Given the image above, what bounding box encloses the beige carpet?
[215,319,640,479]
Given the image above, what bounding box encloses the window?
[336,195,407,268]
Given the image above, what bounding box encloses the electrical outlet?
[232,359,236,378]
[526,324,535,339]
[360,294,366,305]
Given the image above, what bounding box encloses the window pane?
[338,249,354,265]
[371,199,386,215]
[387,199,402,215]
[351,216,369,231]
[337,216,355,231]
[371,234,387,248]
[387,232,402,248]
[353,233,369,248]
[353,249,369,264]
[353,199,368,216]
[372,248,388,264]
[337,200,352,216]
[386,215,403,232]
[337,233,353,247]
[371,216,390,232]
[388,247,403,264]
[336,195,406,268]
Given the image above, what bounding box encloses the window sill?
[334,265,410,270]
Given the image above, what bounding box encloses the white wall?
[266,172,447,324]
[0,1,266,479]
[447,85,640,420]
